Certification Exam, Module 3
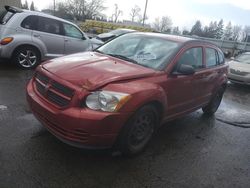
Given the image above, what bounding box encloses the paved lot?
[0,61,250,188]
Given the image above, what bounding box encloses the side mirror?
[175,64,195,75]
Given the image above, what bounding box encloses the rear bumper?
[26,80,132,149]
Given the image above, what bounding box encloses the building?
[0,0,21,10]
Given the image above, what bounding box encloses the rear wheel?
[12,46,41,69]
[117,105,159,156]
[202,88,224,115]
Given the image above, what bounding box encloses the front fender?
[103,81,168,113]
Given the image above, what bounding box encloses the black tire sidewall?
[117,105,159,156]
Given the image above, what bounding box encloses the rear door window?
[218,51,225,65]
[37,17,62,35]
[205,48,217,67]
[21,15,38,30]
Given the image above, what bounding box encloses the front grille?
[34,72,75,107]
[230,69,248,76]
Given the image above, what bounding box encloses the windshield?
[235,53,250,64]
[0,10,14,24]
[97,33,180,70]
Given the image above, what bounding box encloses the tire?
[117,105,159,156]
[202,88,224,115]
[12,46,41,69]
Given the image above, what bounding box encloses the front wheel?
[202,88,224,115]
[117,105,159,156]
[12,46,41,69]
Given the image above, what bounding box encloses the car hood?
[42,52,156,90]
[229,61,250,72]
[97,33,115,39]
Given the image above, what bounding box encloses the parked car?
[228,52,250,85]
[0,6,92,69]
[27,32,228,155]
[95,28,136,42]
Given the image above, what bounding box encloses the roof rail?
[5,5,23,13]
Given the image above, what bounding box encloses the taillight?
[0,37,13,45]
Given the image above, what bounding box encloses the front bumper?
[26,80,132,149]
[228,73,250,85]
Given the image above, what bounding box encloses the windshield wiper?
[107,53,138,64]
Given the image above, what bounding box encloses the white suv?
[0,6,92,69]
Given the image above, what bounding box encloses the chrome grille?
[35,72,75,107]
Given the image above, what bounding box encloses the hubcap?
[128,113,154,149]
[18,50,37,68]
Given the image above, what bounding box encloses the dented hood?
[42,52,156,90]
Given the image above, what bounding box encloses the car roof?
[6,6,77,27]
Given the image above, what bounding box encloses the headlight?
[85,91,131,112]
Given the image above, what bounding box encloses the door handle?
[65,39,69,42]
[33,34,40,38]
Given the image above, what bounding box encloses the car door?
[165,46,206,117]
[32,16,64,58]
[201,47,222,102]
[62,23,90,54]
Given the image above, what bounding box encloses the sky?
[22,0,250,29]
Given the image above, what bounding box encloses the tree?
[22,0,29,9]
[153,16,172,32]
[242,26,250,42]
[30,1,35,11]
[190,20,202,36]
[112,4,122,22]
[224,22,233,40]
[215,19,224,39]
[206,21,217,38]
[66,0,106,21]
[231,25,242,41]
[172,27,181,35]
[130,5,141,22]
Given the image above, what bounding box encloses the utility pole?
[53,0,56,15]
[142,0,148,26]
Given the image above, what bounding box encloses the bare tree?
[153,16,172,32]
[65,0,105,20]
[130,5,141,22]
[112,4,122,23]
[85,0,106,19]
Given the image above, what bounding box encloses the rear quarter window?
[0,10,14,24]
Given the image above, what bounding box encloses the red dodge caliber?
[27,33,228,155]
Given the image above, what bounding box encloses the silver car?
[0,6,92,69]
[228,52,250,85]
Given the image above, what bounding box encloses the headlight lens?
[85,91,131,112]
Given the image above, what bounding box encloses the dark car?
[27,33,228,155]
[96,28,136,42]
